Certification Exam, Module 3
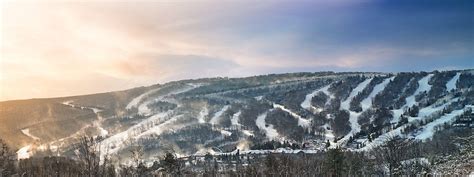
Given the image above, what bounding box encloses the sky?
[1,0,473,101]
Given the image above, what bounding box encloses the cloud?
[1,1,473,100]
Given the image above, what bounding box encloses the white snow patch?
[340,78,373,110]
[137,84,200,116]
[220,130,232,136]
[392,74,433,123]
[17,145,32,160]
[301,84,333,112]
[415,106,473,140]
[241,130,254,137]
[126,87,161,110]
[230,111,242,127]
[446,72,460,92]
[360,76,394,111]
[256,111,280,140]
[209,105,230,125]
[21,129,40,141]
[273,103,310,128]
[197,107,208,124]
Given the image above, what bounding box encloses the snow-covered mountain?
[1,70,473,163]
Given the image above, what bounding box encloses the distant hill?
[1,69,473,164]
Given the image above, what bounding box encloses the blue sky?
[1,0,473,100]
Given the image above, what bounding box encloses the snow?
[230,111,242,127]
[219,130,232,136]
[209,105,230,125]
[446,72,460,92]
[414,105,473,140]
[273,103,310,128]
[17,145,32,160]
[216,148,320,156]
[335,78,373,144]
[340,78,373,110]
[255,111,280,140]
[21,129,40,141]
[99,111,174,155]
[241,130,254,137]
[322,123,335,141]
[197,107,208,124]
[360,76,394,111]
[392,74,433,123]
[137,83,200,116]
[126,87,161,110]
[301,84,333,112]
[359,97,462,151]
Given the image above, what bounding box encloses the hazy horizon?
[1,0,473,101]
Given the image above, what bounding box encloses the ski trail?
[17,145,32,160]
[415,106,473,140]
[231,111,242,127]
[392,74,433,123]
[99,111,174,155]
[62,101,108,137]
[446,72,460,92]
[301,84,333,112]
[340,78,373,110]
[273,103,310,128]
[126,87,162,110]
[209,105,230,125]
[338,78,373,144]
[360,97,460,151]
[255,110,280,140]
[360,76,394,111]
[137,115,187,138]
[197,107,208,124]
[137,83,200,116]
[21,129,40,141]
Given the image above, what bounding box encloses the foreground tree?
[0,139,16,176]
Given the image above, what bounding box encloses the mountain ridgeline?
[1,70,473,165]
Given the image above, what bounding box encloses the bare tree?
[0,139,16,177]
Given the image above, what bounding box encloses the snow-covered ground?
[392,74,433,123]
[414,105,473,140]
[338,78,373,145]
[360,76,394,111]
[255,110,280,140]
[340,78,373,110]
[21,129,40,141]
[126,87,162,110]
[137,84,201,116]
[209,105,230,125]
[17,145,32,160]
[99,111,174,155]
[446,72,460,92]
[301,84,333,112]
[197,107,208,124]
[230,111,242,127]
[273,103,310,128]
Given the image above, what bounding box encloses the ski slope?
[360,76,394,111]
[446,72,460,92]
[339,78,373,144]
[415,106,473,140]
[209,105,230,125]
[231,111,242,127]
[301,84,333,112]
[273,103,310,128]
[340,78,373,110]
[21,129,40,141]
[256,111,280,140]
[392,74,433,123]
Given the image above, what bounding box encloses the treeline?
[1,127,472,176]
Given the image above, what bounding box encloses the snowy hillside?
[0,70,473,163]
